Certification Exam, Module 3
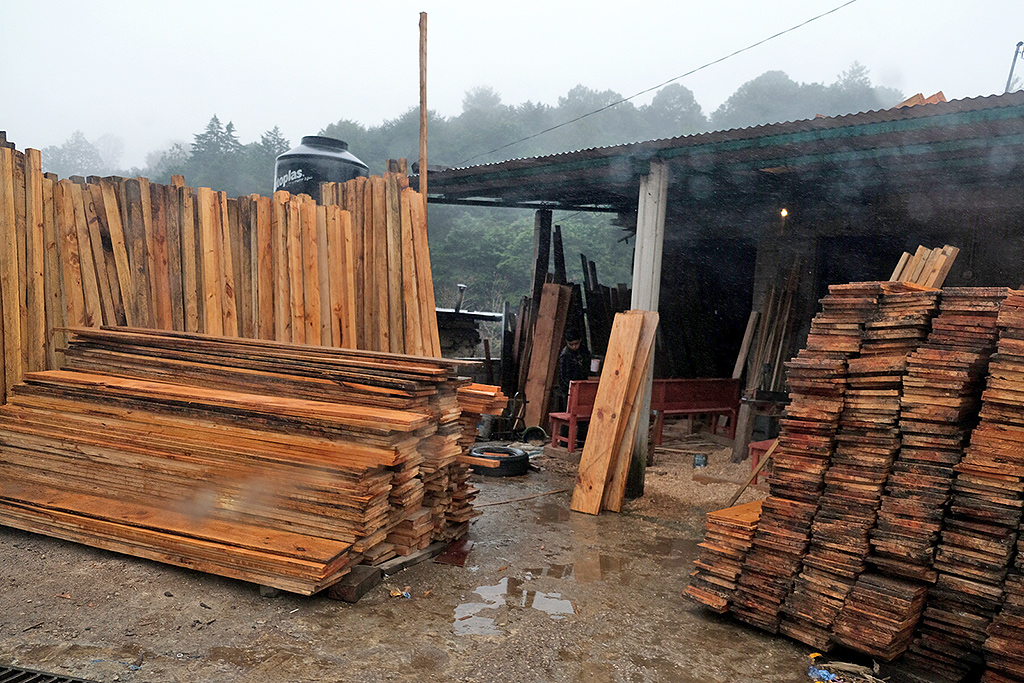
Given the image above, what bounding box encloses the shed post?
[626,159,668,498]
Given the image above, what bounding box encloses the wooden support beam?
[626,159,669,499]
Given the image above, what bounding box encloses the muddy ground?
[0,428,818,683]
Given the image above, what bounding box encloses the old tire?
[468,446,529,477]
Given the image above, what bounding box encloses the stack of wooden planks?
[982,532,1024,682]
[870,288,1005,581]
[831,572,931,660]
[570,310,658,515]
[0,328,503,594]
[0,144,442,408]
[684,500,762,612]
[780,288,940,650]
[905,290,1024,681]
[889,244,960,288]
[734,284,877,634]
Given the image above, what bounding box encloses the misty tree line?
[40,64,902,313]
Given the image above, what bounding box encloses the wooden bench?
[548,379,599,453]
[651,378,740,445]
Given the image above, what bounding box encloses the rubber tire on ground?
[468,446,530,477]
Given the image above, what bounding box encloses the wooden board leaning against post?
[571,310,659,515]
[523,283,572,429]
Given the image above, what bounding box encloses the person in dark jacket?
[556,327,592,412]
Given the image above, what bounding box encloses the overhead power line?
[458,0,861,166]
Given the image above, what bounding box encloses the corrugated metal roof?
[426,92,1024,212]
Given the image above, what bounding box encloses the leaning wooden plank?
[123,179,154,327]
[271,191,290,342]
[227,197,250,337]
[80,183,117,325]
[300,197,322,345]
[926,245,960,289]
[98,179,135,326]
[601,310,659,512]
[12,152,28,376]
[286,195,306,344]
[254,194,274,340]
[571,311,647,515]
[385,173,405,353]
[889,252,911,281]
[69,183,103,326]
[177,187,200,333]
[907,245,934,284]
[371,176,390,352]
[347,177,366,349]
[196,188,223,336]
[87,185,126,327]
[900,245,928,283]
[54,180,89,329]
[523,283,571,428]
[41,177,66,369]
[23,150,46,373]
[316,205,332,346]
[0,147,19,398]
[400,188,423,356]
[163,184,184,331]
[408,190,440,356]
[332,207,358,349]
[217,192,238,337]
[149,182,174,329]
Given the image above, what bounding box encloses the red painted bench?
[548,379,599,453]
[650,378,740,445]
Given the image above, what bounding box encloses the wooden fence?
[0,144,440,404]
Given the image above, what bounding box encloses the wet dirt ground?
[0,439,814,683]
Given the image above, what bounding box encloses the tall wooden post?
[626,159,668,498]
[419,12,428,211]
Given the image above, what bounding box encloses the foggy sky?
[1,0,1020,168]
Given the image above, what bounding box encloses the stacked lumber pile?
[831,572,930,660]
[889,244,959,288]
[905,290,1024,681]
[571,310,658,515]
[733,284,877,634]
[870,288,1005,581]
[0,328,503,593]
[982,534,1024,682]
[684,500,762,612]
[0,144,442,407]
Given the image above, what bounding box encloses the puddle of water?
[453,575,578,635]
[648,536,699,569]
[533,501,571,524]
[573,552,626,583]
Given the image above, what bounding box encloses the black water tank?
[273,135,369,201]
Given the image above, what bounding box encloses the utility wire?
[458,0,861,166]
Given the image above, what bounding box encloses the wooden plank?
[300,197,321,344]
[338,208,358,349]
[524,283,571,428]
[217,192,238,337]
[371,176,389,352]
[138,178,163,326]
[23,150,46,373]
[316,205,332,346]
[98,179,135,327]
[286,194,305,344]
[148,181,173,329]
[69,182,103,326]
[325,206,345,347]
[400,188,424,356]
[196,187,223,336]
[732,310,759,380]
[408,190,440,356]
[41,177,65,369]
[571,311,647,515]
[11,152,27,377]
[87,184,126,327]
[385,172,405,353]
[348,177,366,349]
[178,187,200,333]
[54,180,88,329]
[123,179,153,327]
[163,184,184,331]
[601,310,659,512]
[889,252,911,281]
[80,182,117,325]
[229,197,252,337]
[927,245,960,289]
[0,147,20,398]
[271,191,290,342]
[254,194,274,340]
[530,210,552,313]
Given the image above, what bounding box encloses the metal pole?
[1006,41,1023,94]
